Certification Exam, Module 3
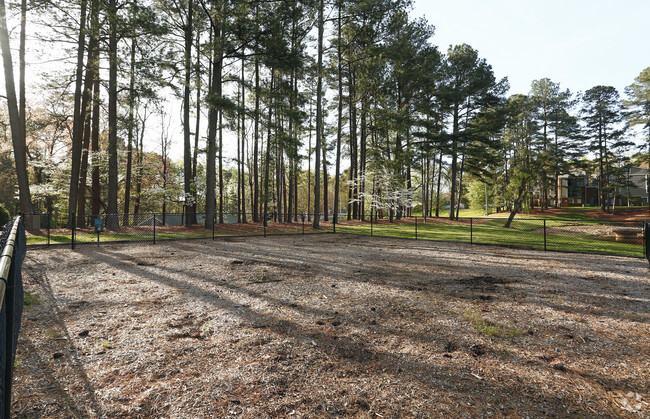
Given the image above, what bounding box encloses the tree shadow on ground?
[76,240,643,416]
[13,262,104,418]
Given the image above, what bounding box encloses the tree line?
[1,0,649,229]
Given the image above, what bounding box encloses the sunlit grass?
[465,309,523,338]
[336,219,644,258]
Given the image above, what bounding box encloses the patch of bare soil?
[13,235,650,417]
[525,207,650,222]
[580,208,650,222]
[541,224,643,239]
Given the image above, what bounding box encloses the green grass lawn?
[336,220,645,258]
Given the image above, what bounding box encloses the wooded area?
[0,0,649,228]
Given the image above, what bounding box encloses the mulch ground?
[13,235,650,417]
[524,207,650,222]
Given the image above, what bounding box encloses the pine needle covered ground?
[13,235,650,417]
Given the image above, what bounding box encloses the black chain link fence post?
[212,213,215,240]
[264,211,267,238]
[415,216,418,240]
[47,213,51,248]
[153,213,156,244]
[371,209,374,237]
[544,219,547,251]
[470,218,473,244]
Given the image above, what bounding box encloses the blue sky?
[411,0,650,96]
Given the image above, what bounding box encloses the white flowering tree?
[350,168,414,222]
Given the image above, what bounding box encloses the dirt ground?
[524,207,650,222]
[13,234,650,418]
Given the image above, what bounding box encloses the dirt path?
[13,235,650,417]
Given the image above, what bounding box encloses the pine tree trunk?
[349,71,359,220]
[192,32,201,211]
[19,0,25,152]
[240,56,246,222]
[263,70,275,226]
[456,154,465,219]
[406,130,412,218]
[359,99,367,221]
[219,107,224,222]
[106,0,119,228]
[307,99,312,221]
[333,0,343,226]
[449,104,459,219]
[312,0,324,229]
[435,147,443,217]
[599,128,606,213]
[275,100,282,222]
[205,20,221,227]
[123,20,136,226]
[183,0,194,226]
[253,56,260,222]
[287,67,295,223]
[67,0,88,226]
[322,142,329,222]
[90,56,101,218]
[504,176,530,228]
[292,69,299,221]
[134,110,145,216]
[77,2,98,222]
[0,0,32,213]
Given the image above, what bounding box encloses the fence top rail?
[0,216,21,303]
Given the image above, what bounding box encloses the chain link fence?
[0,216,26,418]
[24,211,647,259]
[24,212,335,249]
[334,214,647,259]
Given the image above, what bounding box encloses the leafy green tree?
[376,11,434,219]
[466,178,494,213]
[440,44,505,219]
[339,0,415,220]
[547,89,581,207]
[529,78,572,209]
[500,94,540,227]
[581,86,629,212]
[461,103,507,215]
[623,67,650,207]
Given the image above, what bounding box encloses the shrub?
[0,204,9,227]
